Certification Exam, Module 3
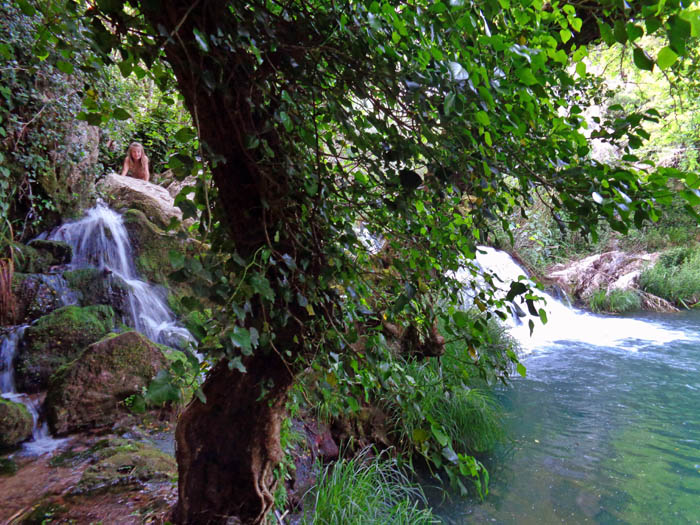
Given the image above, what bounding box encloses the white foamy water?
[44,202,192,348]
[1,327,67,455]
[472,247,690,353]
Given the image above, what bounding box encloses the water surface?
[440,310,700,524]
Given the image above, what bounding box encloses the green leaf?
[56,61,74,74]
[112,107,131,120]
[626,23,643,42]
[668,15,691,54]
[16,0,36,16]
[250,273,275,301]
[399,169,421,190]
[431,424,449,446]
[231,325,253,355]
[475,110,490,126]
[413,428,430,444]
[174,126,196,143]
[633,48,654,71]
[229,356,247,373]
[279,111,293,131]
[598,22,615,45]
[505,281,528,301]
[559,29,571,44]
[517,362,527,377]
[613,20,627,44]
[453,310,469,329]
[657,46,678,70]
[575,61,586,77]
[516,68,537,86]
[147,370,180,404]
[193,28,210,52]
[444,92,456,116]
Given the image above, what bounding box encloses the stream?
[438,250,700,524]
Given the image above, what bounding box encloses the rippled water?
[439,309,700,524]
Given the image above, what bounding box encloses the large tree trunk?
[137,3,313,522]
[173,356,294,524]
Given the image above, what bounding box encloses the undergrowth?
[302,448,439,525]
[639,246,700,307]
[589,288,642,314]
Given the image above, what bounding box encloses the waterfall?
[45,202,192,348]
[1,326,66,454]
[473,247,688,353]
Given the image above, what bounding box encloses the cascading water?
[44,202,192,348]
[2,202,193,455]
[439,248,700,524]
[1,327,66,454]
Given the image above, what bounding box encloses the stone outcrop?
[0,397,33,449]
[547,250,677,312]
[15,240,72,274]
[17,305,116,392]
[98,173,182,228]
[63,268,131,320]
[46,331,166,435]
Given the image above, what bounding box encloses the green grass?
[639,246,700,307]
[302,448,439,525]
[589,288,642,314]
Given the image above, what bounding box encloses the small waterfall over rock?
[1,326,66,454]
[45,202,192,348]
[473,247,688,353]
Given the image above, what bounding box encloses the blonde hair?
[126,142,148,177]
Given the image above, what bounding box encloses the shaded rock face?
[0,397,33,448]
[17,305,115,393]
[15,240,73,274]
[122,208,191,287]
[98,173,182,228]
[46,331,166,435]
[63,268,131,320]
[12,273,80,323]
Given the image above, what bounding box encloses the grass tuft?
[302,448,438,525]
[640,246,700,307]
[589,288,641,314]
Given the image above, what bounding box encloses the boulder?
[0,397,33,449]
[12,273,79,323]
[98,173,182,228]
[63,268,131,320]
[46,331,166,435]
[17,305,115,393]
[73,438,176,495]
[547,251,658,302]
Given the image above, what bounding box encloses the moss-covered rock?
[0,457,18,475]
[14,240,72,274]
[63,268,131,319]
[73,438,175,494]
[17,305,116,393]
[0,397,33,449]
[46,331,166,435]
[11,273,74,323]
[122,208,189,286]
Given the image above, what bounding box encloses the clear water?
[439,251,700,524]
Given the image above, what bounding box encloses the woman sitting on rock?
[120,142,150,182]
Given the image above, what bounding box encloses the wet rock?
[27,239,73,266]
[73,438,176,495]
[0,397,33,449]
[17,305,116,393]
[98,173,182,228]
[46,331,166,435]
[12,273,78,323]
[63,268,131,319]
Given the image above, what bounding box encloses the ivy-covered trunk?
[173,356,293,523]
[140,3,306,523]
